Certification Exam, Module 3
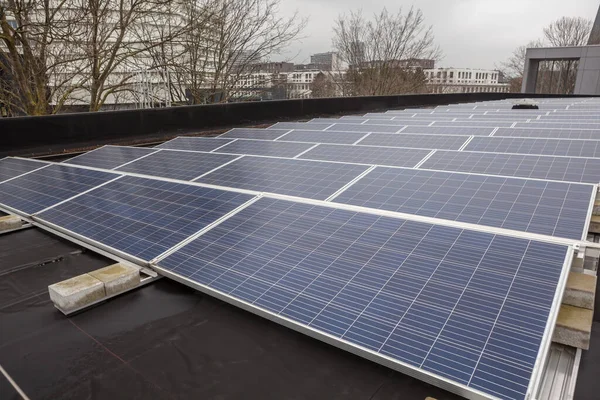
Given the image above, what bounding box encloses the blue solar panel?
[465,137,600,157]
[269,122,333,131]
[36,176,254,261]
[299,144,431,168]
[216,139,315,158]
[420,150,600,184]
[270,122,405,133]
[64,146,158,169]
[220,128,291,140]
[0,158,48,183]
[493,128,600,139]
[277,130,366,144]
[157,197,569,400]
[433,121,515,128]
[333,167,593,240]
[156,137,233,152]
[196,156,369,200]
[116,150,239,181]
[326,123,408,133]
[0,164,119,215]
[401,126,494,136]
[360,133,470,150]
[515,122,600,130]
[325,120,432,128]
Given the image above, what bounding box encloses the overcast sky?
[276,0,599,69]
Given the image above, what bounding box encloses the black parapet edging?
[1,92,594,157]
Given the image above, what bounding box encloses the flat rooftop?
[2,96,600,400]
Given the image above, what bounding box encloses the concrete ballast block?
[0,215,22,231]
[48,274,105,313]
[88,263,140,296]
[552,305,593,350]
[563,272,596,310]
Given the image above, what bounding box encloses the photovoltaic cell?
[333,167,592,240]
[0,164,119,215]
[401,126,495,136]
[328,120,432,127]
[515,122,600,130]
[420,150,600,184]
[155,137,233,152]
[196,156,370,200]
[270,122,404,133]
[220,128,291,140]
[36,176,254,261]
[359,133,470,150]
[325,123,404,133]
[269,122,329,130]
[299,144,431,168]
[116,150,239,181]
[493,128,600,140]
[465,137,600,158]
[216,139,315,158]
[0,158,48,183]
[64,146,158,170]
[276,130,366,144]
[433,121,515,128]
[158,197,569,400]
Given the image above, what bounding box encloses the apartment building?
[424,67,509,93]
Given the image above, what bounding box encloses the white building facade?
[424,68,509,93]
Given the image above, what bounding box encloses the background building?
[310,52,341,71]
[425,67,509,93]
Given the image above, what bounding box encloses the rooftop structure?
[1,94,600,400]
[522,5,600,95]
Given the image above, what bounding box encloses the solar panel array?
[0,157,48,183]
[2,97,599,400]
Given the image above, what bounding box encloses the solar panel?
[116,150,239,181]
[156,197,570,400]
[324,123,405,133]
[0,164,119,215]
[276,130,366,144]
[64,146,158,170]
[156,137,233,152]
[493,128,600,139]
[270,122,405,133]
[35,176,255,261]
[465,137,600,158]
[359,133,470,150]
[220,128,291,140]
[400,126,494,136]
[333,167,592,240]
[216,139,315,158]
[328,119,434,126]
[269,122,334,131]
[196,156,369,200]
[433,121,515,128]
[515,122,600,130]
[0,158,48,183]
[299,144,432,168]
[420,151,600,184]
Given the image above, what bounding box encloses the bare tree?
[332,7,441,96]
[139,0,216,105]
[310,72,336,98]
[497,40,543,92]
[544,16,592,47]
[0,0,88,115]
[74,0,191,111]
[201,0,305,103]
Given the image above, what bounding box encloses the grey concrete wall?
[522,45,600,95]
